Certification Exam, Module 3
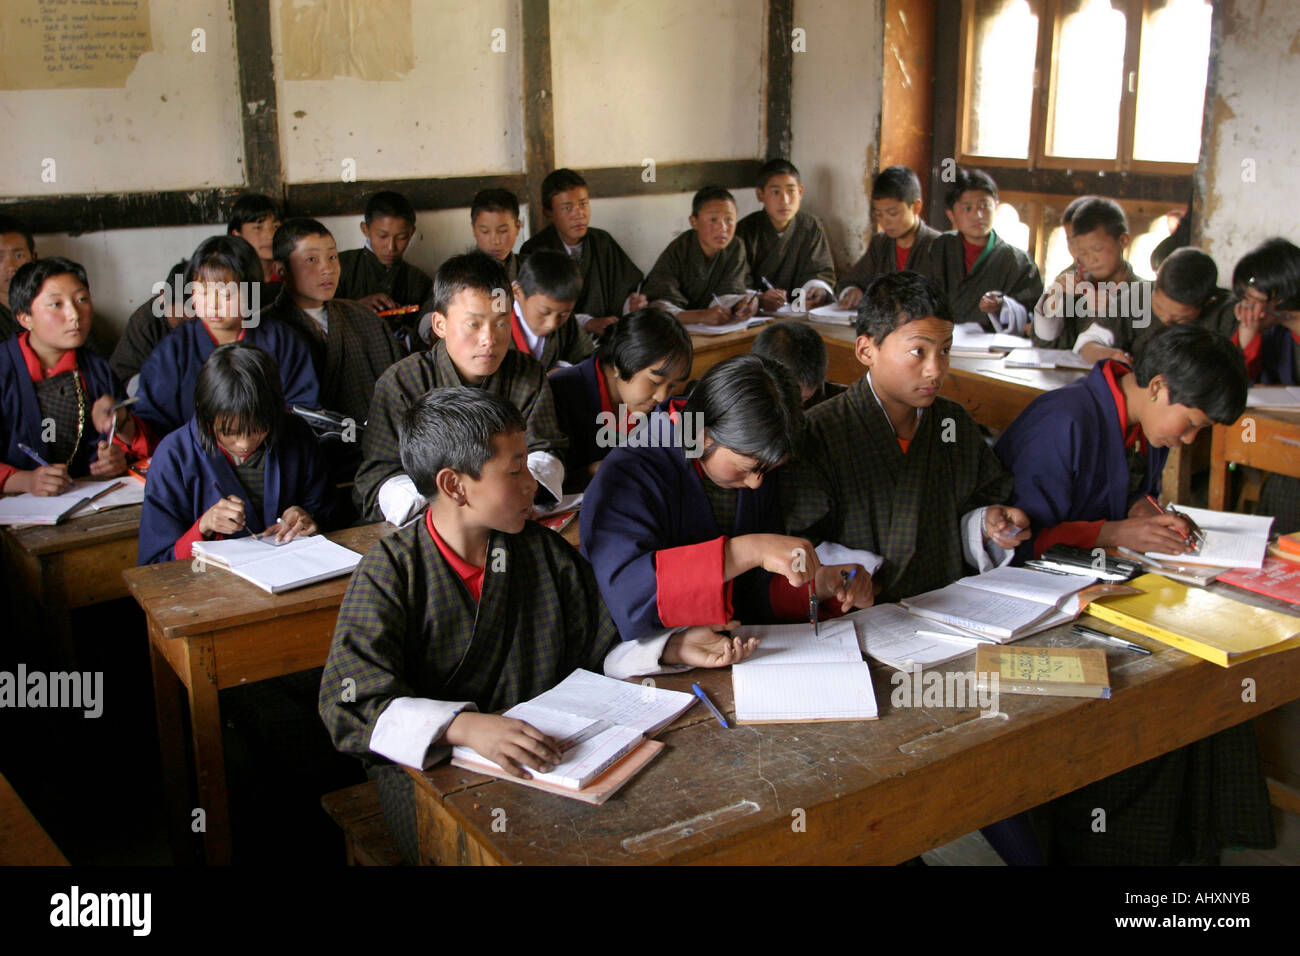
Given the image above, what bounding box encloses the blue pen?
[692,683,730,729]
[17,443,49,467]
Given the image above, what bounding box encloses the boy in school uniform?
[0,258,149,495]
[751,320,845,408]
[1030,194,1092,348]
[520,168,646,336]
[334,191,433,328]
[735,159,835,311]
[227,193,283,284]
[837,166,941,310]
[929,168,1042,334]
[509,250,594,372]
[0,216,37,343]
[643,186,758,327]
[109,260,190,386]
[469,188,524,284]
[320,387,757,862]
[354,252,569,525]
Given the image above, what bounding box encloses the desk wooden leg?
[1208,425,1230,511]
[185,638,233,865]
[149,631,197,865]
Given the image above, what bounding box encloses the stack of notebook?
[900,566,1097,642]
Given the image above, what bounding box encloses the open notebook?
[1246,386,1300,409]
[0,478,144,526]
[949,322,1031,356]
[451,669,696,803]
[730,619,877,723]
[190,534,362,593]
[1145,506,1272,570]
[1003,348,1093,370]
[901,566,1097,642]
[845,603,981,670]
[805,303,857,325]
[681,315,770,336]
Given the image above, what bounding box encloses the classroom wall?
[1196,0,1300,275]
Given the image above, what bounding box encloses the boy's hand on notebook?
[444,712,562,779]
[983,505,1032,550]
[838,286,864,309]
[89,440,128,478]
[759,288,786,312]
[266,506,317,543]
[1096,514,1193,554]
[816,564,874,612]
[17,464,73,497]
[664,622,758,668]
[732,294,760,321]
[201,496,246,537]
[357,292,399,314]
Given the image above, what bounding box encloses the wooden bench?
[320,781,401,866]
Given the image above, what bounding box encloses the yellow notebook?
[1085,573,1300,667]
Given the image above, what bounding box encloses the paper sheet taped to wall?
[1,0,152,90]
[279,0,414,82]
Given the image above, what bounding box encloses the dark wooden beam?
[927,0,962,228]
[980,167,1192,204]
[765,0,794,160]
[521,0,557,229]
[0,189,240,237]
[232,0,282,199]
[285,174,529,218]
[581,160,763,198]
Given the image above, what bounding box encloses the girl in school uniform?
[0,258,149,495]
[579,353,873,645]
[995,323,1274,865]
[134,235,320,436]
[549,307,694,490]
[139,342,330,565]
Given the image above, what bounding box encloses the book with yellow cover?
[1085,573,1300,667]
[976,644,1111,698]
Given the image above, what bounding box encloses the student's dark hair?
[516,249,582,303]
[364,190,417,226]
[597,308,693,382]
[751,321,828,392]
[944,167,999,210]
[692,185,737,217]
[0,215,36,254]
[1156,247,1218,306]
[227,193,280,233]
[431,251,510,316]
[184,235,263,289]
[9,257,89,318]
[871,165,922,205]
[757,158,800,188]
[399,387,525,497]
[272,218,332,266]
[856,270,952,343]
[1071,197,1128,240]
[539,169,588,212]
[1061,195,1096,227]
[1132,323,1247,425]
[1231,237,1300,310]
[686,354,804,475]
[471,188,521,221]
[193,343,284,455]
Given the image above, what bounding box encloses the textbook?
[1085,572,1300,666]
[1003,348,1093,370]
[901,566,1098,642]
[730,619,877,723]
[846,603,979,669]
[1216,557,1300,607]
[1144,506,1272,570]
[0,479,136,526]
[190,534,362,593]
[975,644,1111,699]
[451,669,696,803]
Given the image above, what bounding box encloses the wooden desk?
[0,771,68,866]
[688,326,764,382]
[0,503,142,663]
[409,600,1300,866]
[1209,406,1300,511]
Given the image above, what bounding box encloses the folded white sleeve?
[650,299,683,316]
[961,506,1014,573]
[998,296,1030,335]
[814,541,885,576]
[377,474,429,527]
[1033,289,1064,340]
[1073,322,1115,352]
[603,629,692,680]
[527,451,565,504]
[370,697,478,770]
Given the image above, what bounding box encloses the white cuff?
[370,697,478,770]
[377,474,428,527]
[603,629,692,679]
[961,506,1013,573]
[998,296,1030,335]
[1033,289,1065,340]
[650,299,682,316]
[814,541,885,576]
[1073,322,1114,352]
[528,451,565,503]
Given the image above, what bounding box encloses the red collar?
[1100,359,1147,452]
[18,331,78,382]
[509,311,530,353]
[594,357,616,418]
[425,510,486,596]
[202,321,246,346]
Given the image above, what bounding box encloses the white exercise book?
[845,603,983,670]
[190,534,362,593]
[900,566,1097,642]
[730,619,877,723]
[0,478,141,526]
[1003,348,1094,370]
[1145,506,1273,570]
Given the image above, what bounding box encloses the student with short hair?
[643,186,757,327]
[1031,194,1094,348]
[550,307,693,488]
[581,353,873,644]
[335,190,433,323]
[0,258,149,495]
[469,188,524,283]
[320,386,750,862]
[135,235,319,436]
[837,166,940,309]
[509,250,594,371]
[735,159,835,312]
[354,252,569,525]
[1230,236,1300,384]
[0,215,37,343]
[138,342,331,565]
[751,320,844,408]
[227,193,283,283]
[929,168,1042,333]
[109,260,191,386]
[520,168,646,336]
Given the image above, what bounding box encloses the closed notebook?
[730,619,877,723]
[975,644,1111,699]
[1218,557,1300,607]
[190,534,361,593]
[901,566,1097,642]
[1085,573,1300,667]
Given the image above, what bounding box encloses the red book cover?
[1219,556,1300,606]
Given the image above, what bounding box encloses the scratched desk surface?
[412,589,1300,865]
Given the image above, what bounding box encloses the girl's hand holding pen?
[200,495,246,538]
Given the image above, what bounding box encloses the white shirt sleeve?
[377,474,428,527]
[960,506,1014,573]
[603,629,692,680]
[1073,322,1116,353]
[998,296,1030,335]
[814,541,885,576]
[369,697,478,770]
[527,451,565,504]
[650,299,683,316]
[1032,287,1064,340]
